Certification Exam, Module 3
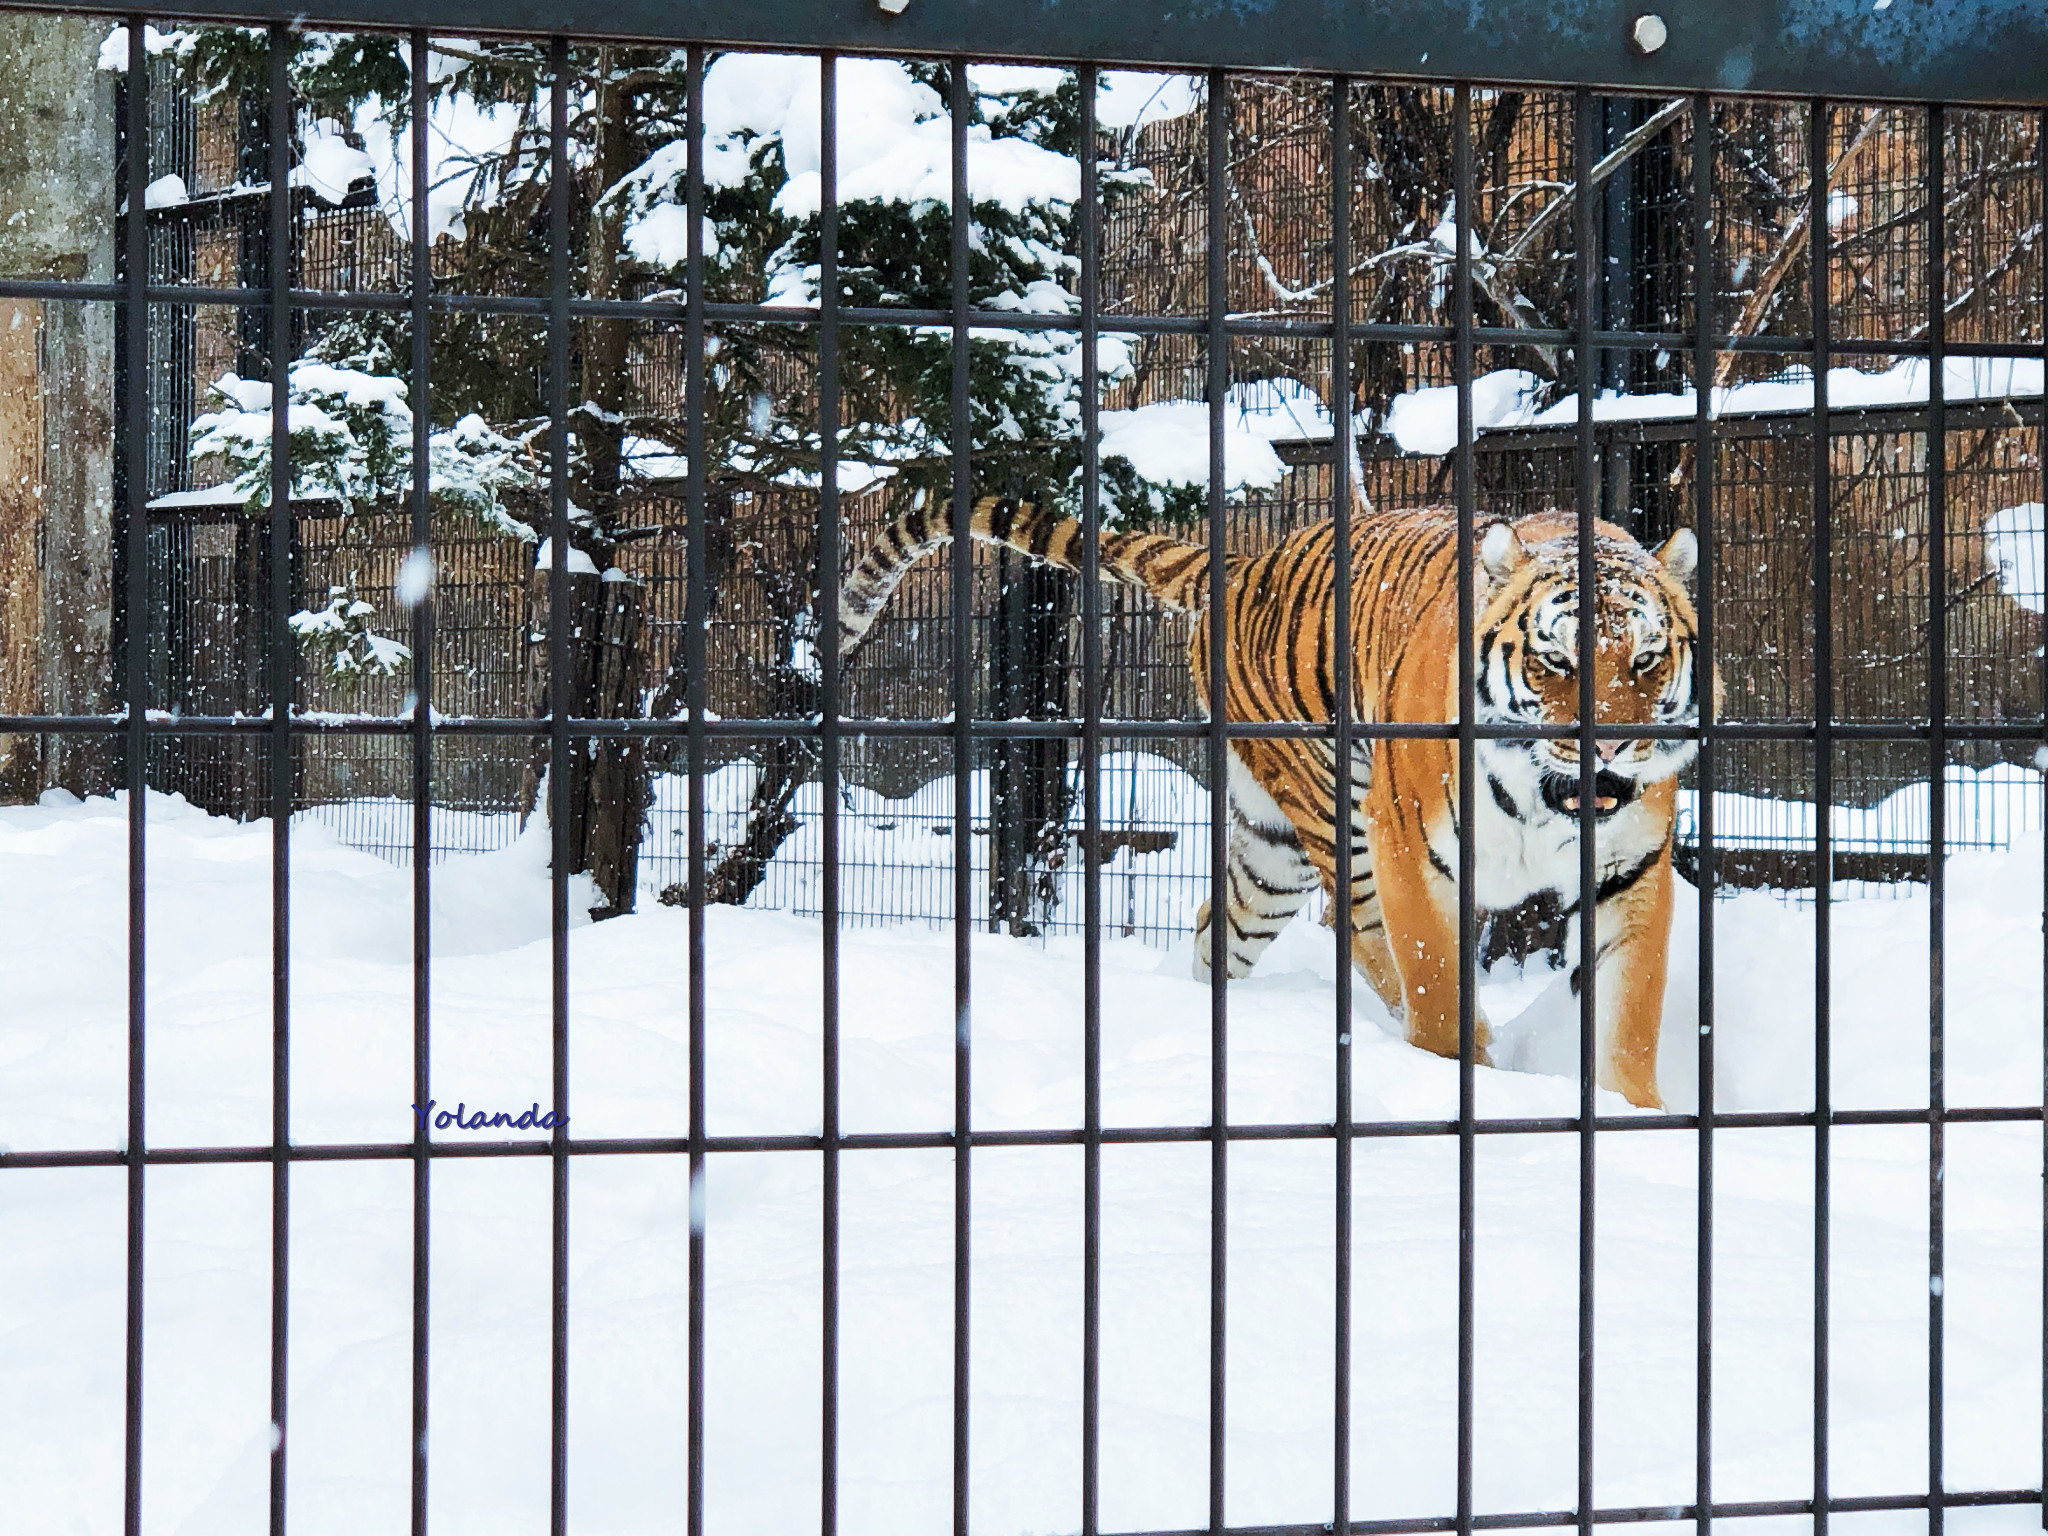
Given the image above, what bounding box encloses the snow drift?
[1,789,2041,1535]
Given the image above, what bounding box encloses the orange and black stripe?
[837,496,1232,656]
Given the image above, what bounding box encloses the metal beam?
[6,0,2043,105]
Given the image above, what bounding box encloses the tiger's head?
[1474,513,1706,822]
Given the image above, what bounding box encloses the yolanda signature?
[410,1099,566,1132]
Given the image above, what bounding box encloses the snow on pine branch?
[709,56,1077,218]
[150,35,1312,531]
[611,53,1079,312]
[350,85,533,245]
[288,580,412,689]
[189,325,535,536]
[607,55,1133,512]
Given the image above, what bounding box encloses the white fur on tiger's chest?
[1462,746,1670,913]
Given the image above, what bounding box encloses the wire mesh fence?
[107,65,2048,938]
[208,392,2048,938]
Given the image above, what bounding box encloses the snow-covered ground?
[1675,760,2047,856]
[296,754,1227,939]
[301,755,2048,944]
[2,789,2042,1535]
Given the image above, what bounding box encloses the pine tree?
[169,35,1267,908]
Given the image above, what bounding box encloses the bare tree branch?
[1501,96,1690,265]
[1914,218,2043,341]
[1712,106,1889,390]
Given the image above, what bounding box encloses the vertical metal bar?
[120,18,150,1536]
[2039,102,2048,1536]
[684,40,709,1536]
[1077,57,1104,1536]
[265,28,294,1533]
[1452,78,1479,1536]
[407,28,434,1536]
[1690,87,1717,1536]
[2039,106,2048,1536]
[817,46,842,1536]
[948,56,974,1536]
[1925,99,1948,1536]
[1330,69,1357,1536]
[1572,84,1600,1536]
[1205,65,1232,1536]
[1808,95,1835,1536]
[546,38,572,1536]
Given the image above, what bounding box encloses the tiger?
[836,494,1705,1109]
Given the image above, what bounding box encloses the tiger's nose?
[1596,740,1625,763]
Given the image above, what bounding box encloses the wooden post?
[0,16,118,798]
[0,297,44,800]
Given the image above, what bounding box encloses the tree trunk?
[645,485,734,735]
[523,566,650,916]
[0,16,117,799]
[576,47,633,539]
[674,733,817,910]
[988,550,1074,936]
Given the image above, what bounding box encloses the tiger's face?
[1474,517,1702,823]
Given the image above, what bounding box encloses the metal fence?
[117,61,2048,931]
[0,7,2045,1536]
[266,393,2048,936]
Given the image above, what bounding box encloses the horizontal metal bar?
[693,718,2048,744]
[1,276,2037,364]
[7,1103,2037,1171]
[1825,338,2048,361]
[1119,1487,2043,1536]
[0,0,2040,104]
[122,283,553,316]
[7,714,2045,746]
[0,276,126,303]
[1472,396,2043,452]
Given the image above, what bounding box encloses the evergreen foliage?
[172,39,1230,537]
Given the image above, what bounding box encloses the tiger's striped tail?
[836,495,1215,656]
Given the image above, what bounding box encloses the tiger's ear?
[1655,527,1698,582]
[1480,521,1526,584]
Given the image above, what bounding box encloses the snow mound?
[2,790,2041,1532]
[1382,359,2045,457]
[1384,369,1546,455]
[1098,400,1286,492]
